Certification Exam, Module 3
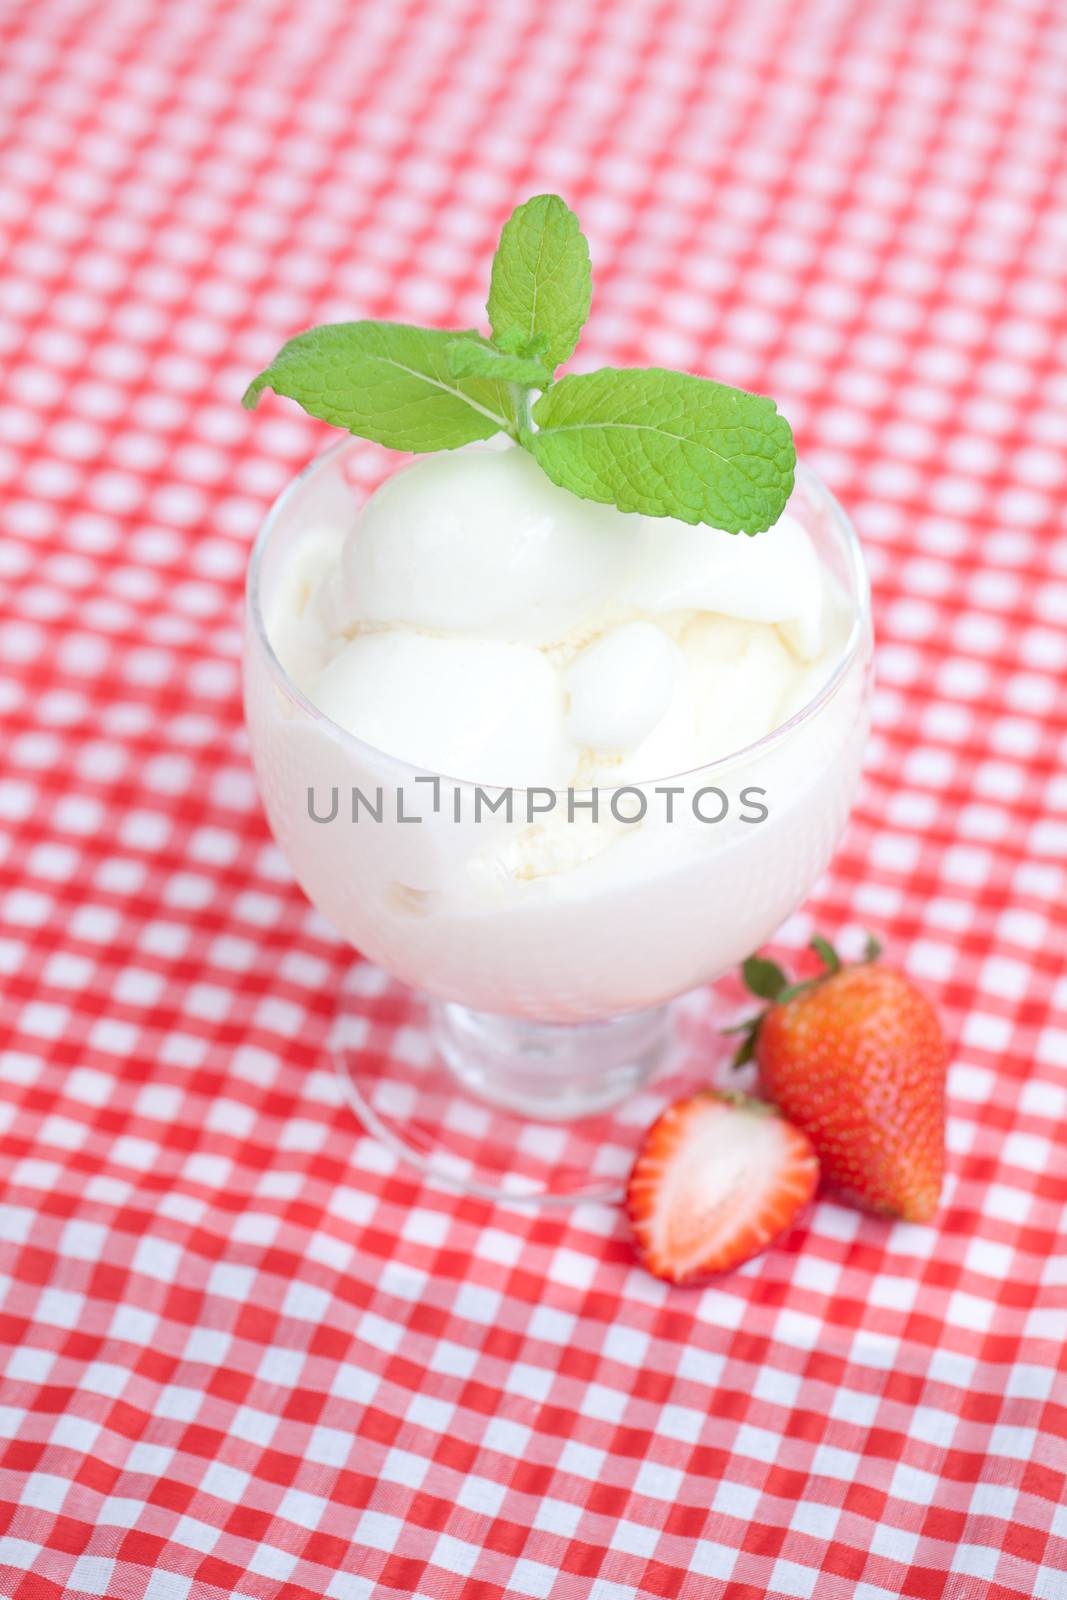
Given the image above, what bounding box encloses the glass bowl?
[244,438,873,1204]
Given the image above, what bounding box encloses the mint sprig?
[243,195,796,533]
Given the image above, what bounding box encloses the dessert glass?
[244,438,873,1204]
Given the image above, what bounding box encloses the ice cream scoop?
[564,621,679,753]
[329,445,642,647]
[617,509,824,660]
[311,629,574,789]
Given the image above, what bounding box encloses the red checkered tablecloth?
[2,0,1065,1596]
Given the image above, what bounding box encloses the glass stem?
[429,1001,675,1121]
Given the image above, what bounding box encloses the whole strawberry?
[731,937,947,1222]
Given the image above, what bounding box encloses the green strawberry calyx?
[725,933,883,1070]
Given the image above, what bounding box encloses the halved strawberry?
[626,1092,818,1284]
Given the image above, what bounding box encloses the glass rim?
[245,436,872,794]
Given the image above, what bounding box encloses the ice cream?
[270,444,846,791]
[312,632,573,790]
[245,441,871,1022]
[564,621,679,754]
[321,445,638,645]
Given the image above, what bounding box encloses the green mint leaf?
[494,326,529,355]
[487,194,591,375]
[242,322,515,451]
[527,368,795,533]
[741,955,789,1001]
[447,337,551,388]
[495,328,552,361]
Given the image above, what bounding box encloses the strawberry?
[732,936,946,1222]
[626,1091,819,1284]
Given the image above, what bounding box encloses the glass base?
[430,999,673,1120]
[329,965,749,1205]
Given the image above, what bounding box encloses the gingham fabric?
[1,0,1065,1596]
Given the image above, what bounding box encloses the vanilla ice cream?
[271,444,846,790]
[312,631,573,789]
[321,445,639,646]
[245,440,872,1022]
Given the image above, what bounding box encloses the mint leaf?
[527,368,795,533]
[242,322,515,451]
[494,326,529,355]
[495,328,551,360]
[447,337,551,388]
[487,194,591,375]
